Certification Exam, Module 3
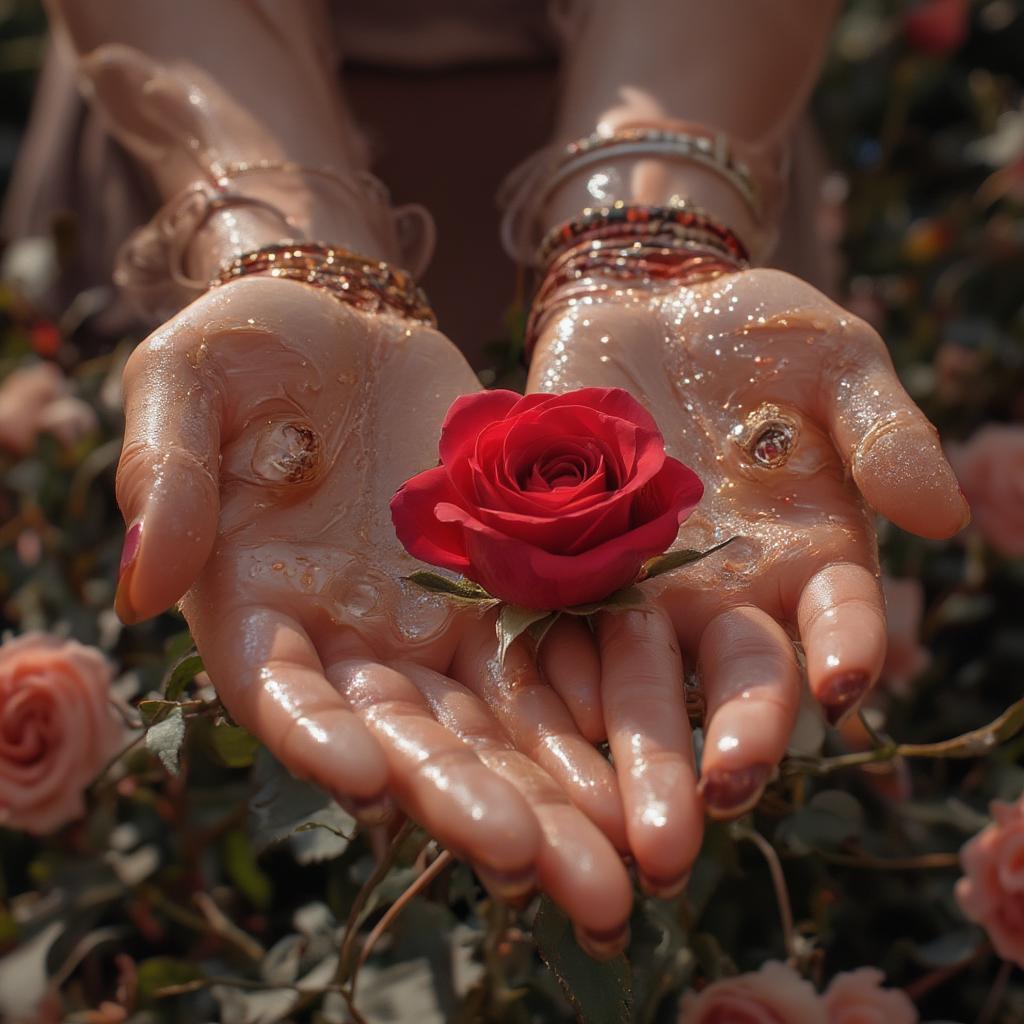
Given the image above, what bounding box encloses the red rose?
[390,387,703,609]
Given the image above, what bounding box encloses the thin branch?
[193,891,266,962]
[815,849,960,871]
[352,850,453,994]
[905,942,991,1001]
[149,889,264,963]
[335,820,418,987]
[856,709,889,749]
[733,825,796,964]
[976,959,1012,1024]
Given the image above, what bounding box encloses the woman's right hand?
[115,275,636,956]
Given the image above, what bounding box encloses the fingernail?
[821,671,870,726]
[574,922,630,961]
[114,521,142,624]
[699,762,772,819]
[340,790,395,826]
[475,863,536,902]
[119,520,143,579]
[638,867,690,900]
[957,486,972,529]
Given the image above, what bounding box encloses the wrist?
[186,186,399,282]
[541,158,762,265]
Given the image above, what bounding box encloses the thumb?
[114,320,222,623]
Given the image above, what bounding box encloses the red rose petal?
[438,390,522,467]
[439,456,703,608]
[389,465,472,574]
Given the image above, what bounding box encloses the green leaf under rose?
[406,537,735,663]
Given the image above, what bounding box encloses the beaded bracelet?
[536,201,750,268]
[210,243,436,327]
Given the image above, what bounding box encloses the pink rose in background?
[823,968,918,1024]
[0,362,97,456]
[955,797,1024,968]
[0,633,125,835]
[881,576,930,696]
[949,425,1024,557]
[679,961,826,1024]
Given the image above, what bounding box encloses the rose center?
[522,443,606,492]
[0,686,57,765]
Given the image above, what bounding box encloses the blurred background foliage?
[0,1,1023,1022]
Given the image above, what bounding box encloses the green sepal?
[404,571,497,604]
[641,536,735,581]
[496,605,553,664]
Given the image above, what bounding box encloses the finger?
[194,605,390,815]
[399,662,633,952]
[598,605,702,896]
[115,323,221,623]
[324,657,542,880]
[697,606,800,819]
[822,323,968,539]
[538,616,606,743]
[797,562,887,726]
[451,616,628,852]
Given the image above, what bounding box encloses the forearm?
[44,0,397,277]
[546,0,841,253]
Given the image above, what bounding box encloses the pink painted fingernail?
[345,790,395,826]
[699,762,772,819]
[638,867,690,900]
[114,521,143,623]
[119,520,142,579]
[821,671,870,726]
[574,922,630,961]
[476,863,536,902]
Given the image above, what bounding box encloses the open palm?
[524,266,967,884]
[114,276,635,948]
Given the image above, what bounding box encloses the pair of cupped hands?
[113,264,967,958]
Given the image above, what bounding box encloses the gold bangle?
[210,243,437,327]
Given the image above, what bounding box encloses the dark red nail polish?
[119,520,142,579]
[345,790,394,825]
[638,867,690,899]
[576,922,630,960]
[821,671,870,726]
[699,762,772,818]
[476,863,536,901]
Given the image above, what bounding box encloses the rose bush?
[823,968,918,1024]
[390,387,703,609]
[949,425,1024,558]
[678,961,826,1024]
[955,796,1024,968]
[881,576,931,696]
[0,361,97,455]
[0,633,125,834]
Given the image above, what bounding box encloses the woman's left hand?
[506,266,968,892]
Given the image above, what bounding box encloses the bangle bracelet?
[499,121,777,267]
[554,126,761,220]
[210,242,436,327]
[523,232,742,361]
[113,162,422,322]
[536,201,750,268]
